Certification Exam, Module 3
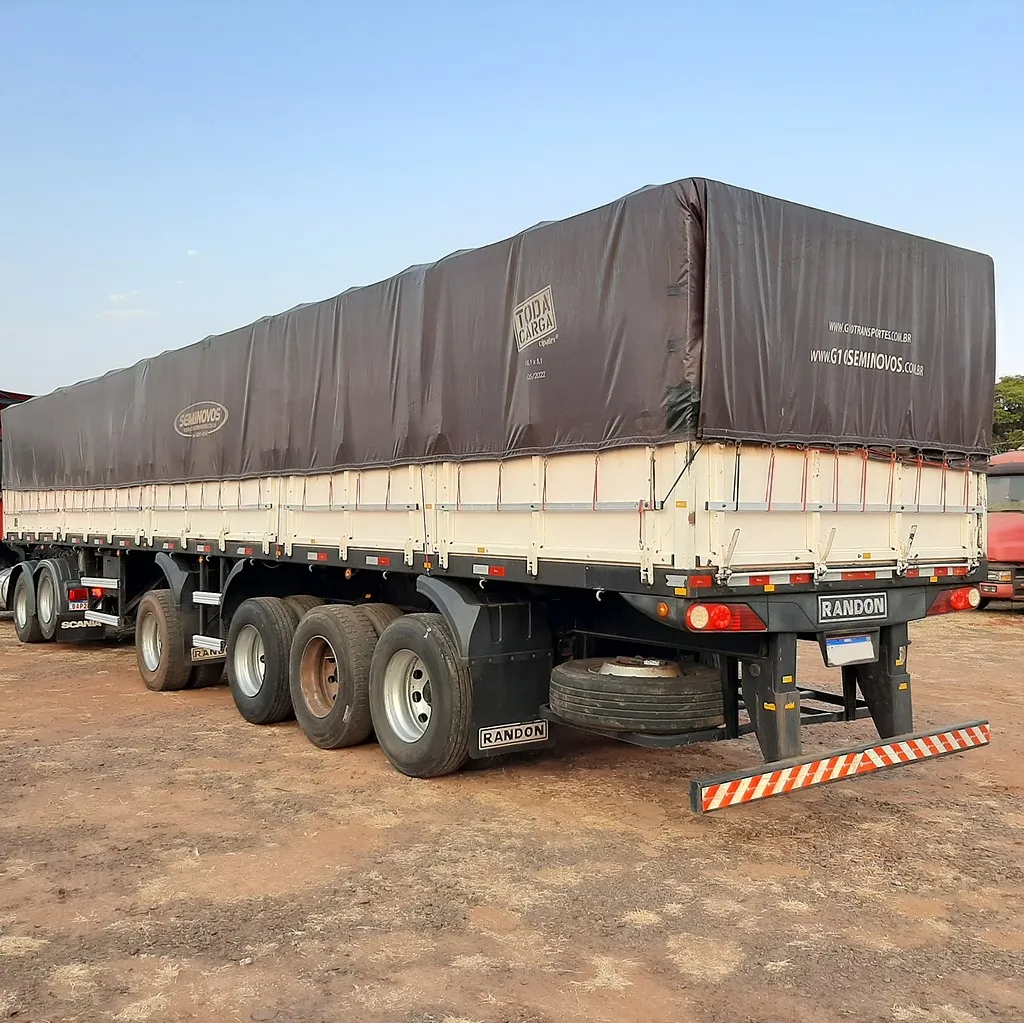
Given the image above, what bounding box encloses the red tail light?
[90,587,105,600]
[927,587,981,616]
[68,588,87,602]
[684,602,766,633]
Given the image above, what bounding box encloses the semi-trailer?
[1,179,996,811]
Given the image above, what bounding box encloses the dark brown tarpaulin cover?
[2,179,996,490]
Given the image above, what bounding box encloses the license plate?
[824,634,875,667]
[818,592,888,624]
[68,600,88,611]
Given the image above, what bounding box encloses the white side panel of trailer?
[3,444,985,578]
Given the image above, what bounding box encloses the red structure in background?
[981,449,1024,605]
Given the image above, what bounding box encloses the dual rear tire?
[286,603,470,777]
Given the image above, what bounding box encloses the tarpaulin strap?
[385,468,392,512]
[963,457,971,509]
[860,449,869,512]
[496,461,503,511]
[764,447,776,511]
[941,458,949,513]
[914,454,924,512]
[887,451,897,513]
[800,449,809,511]
[833,449,841,511]
[592,454,600,511]
[541,457,549,511]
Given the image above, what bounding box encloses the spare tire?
[549,657,724,734]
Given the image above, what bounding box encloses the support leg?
[722,657,741,740]
[853,622,913,739]
[742,633,802,762]
[841,665,859,721]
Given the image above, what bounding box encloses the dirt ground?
[0,611,1022,1023]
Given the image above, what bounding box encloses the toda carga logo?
[174,401,229,438]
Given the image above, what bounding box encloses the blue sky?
[1,0,1021,393]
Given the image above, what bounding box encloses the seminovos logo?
[174,401,229,438]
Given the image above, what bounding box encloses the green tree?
[993,375,1024,452]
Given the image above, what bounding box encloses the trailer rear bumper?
[690,720,990,813]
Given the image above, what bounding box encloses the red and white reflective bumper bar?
[690,721,990,814]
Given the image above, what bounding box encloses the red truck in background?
[981,448,1024,606]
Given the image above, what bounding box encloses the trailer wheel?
[226,597,300,724]
[135,590,192,692]
[359,602,404,638]
[188,662,225,688]
[289,605,376,749]
[36,559,75,641]
[12,571,44,644]
[369,613,471,778]
[549,657,725,734]
[284,594,324,619]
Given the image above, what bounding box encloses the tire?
[549,658,725,734]
[12,571,44,644]
[369,613,472,778]
[284,594,324,619]
[135,590,192,692]
[289,605,376,749]
[36,559,75,642]
[188,662,225,688]
[226,597,300,724]
[977,598,992,611]
[359,602,404,638]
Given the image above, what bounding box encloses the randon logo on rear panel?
[512,286,558,351]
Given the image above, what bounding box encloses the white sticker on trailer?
[478,720,549,750]
[818,592,888,624]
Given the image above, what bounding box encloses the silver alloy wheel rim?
[140,611,163,672]
[37,574,55,625]
[233,624,266,698]
[381,649,433,743]
[14,584,28,628]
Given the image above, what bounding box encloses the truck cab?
[981,449,1024,605]
[974,450,1024,606]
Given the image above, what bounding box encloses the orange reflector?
[656,602,671,618]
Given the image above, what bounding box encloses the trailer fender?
[7,562,36,617]
[219,558,253,622]
[415,576,555,757]
[154,551,196,607]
